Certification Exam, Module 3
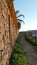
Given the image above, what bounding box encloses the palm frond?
[18,19,25,24]
[16,10,25,29]
[17,14,25,18]
[16,10,20,14]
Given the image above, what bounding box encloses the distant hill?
[20,30,37,36]
[26,30,37,36]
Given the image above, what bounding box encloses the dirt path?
[21,33,37,65]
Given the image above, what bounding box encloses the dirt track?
[21,33,37,65]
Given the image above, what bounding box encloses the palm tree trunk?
[0,0,19,65]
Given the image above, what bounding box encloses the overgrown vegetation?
[24,32,37,51]
[9,34,30,65]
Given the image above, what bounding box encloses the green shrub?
[25,33,37,51]
[9,34,30,65]
[33,46,37,51]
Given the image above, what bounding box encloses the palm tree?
[16,10,25,29]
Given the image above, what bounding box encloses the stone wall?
[0,0,18,65]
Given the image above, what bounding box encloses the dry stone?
[0,0,19,65]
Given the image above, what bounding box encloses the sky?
[14,0,37,31]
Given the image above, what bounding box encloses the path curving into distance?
[21,33,37,65]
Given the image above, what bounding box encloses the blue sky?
[14,0,37,31]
